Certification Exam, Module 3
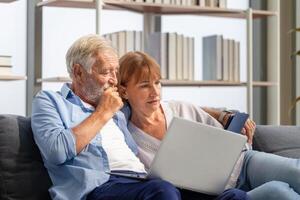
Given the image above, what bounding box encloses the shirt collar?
[61,83,94,113]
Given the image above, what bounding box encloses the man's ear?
[73,64,84,82]
[119,85,128,99]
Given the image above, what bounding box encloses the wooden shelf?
[37,0,277,19]
[37,77,278,87]
[37,76,247,86]
[37,76,71,83]
[252,10,278,18]
[0,0,17,3]
[0,75,27,81]
[252,81,278,87]
[161,80,246,86]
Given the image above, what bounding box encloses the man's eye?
[100,70,110,75]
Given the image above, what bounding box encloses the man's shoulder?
[34,90,63,102]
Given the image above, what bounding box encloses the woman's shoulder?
[163,100,205,113]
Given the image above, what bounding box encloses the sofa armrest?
[253,125,300,158]
[0,114,52,200]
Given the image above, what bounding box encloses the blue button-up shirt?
[31,83,139,200]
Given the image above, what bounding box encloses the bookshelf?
[30,0,280,124]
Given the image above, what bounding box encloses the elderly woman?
[118,51,300,200]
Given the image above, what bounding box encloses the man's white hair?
[66,34,117,78]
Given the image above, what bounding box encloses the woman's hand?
[241,119,256,144]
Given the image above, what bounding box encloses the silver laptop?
[108,117,246,195]
[147,117,247,195]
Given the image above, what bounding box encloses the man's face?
[80,51,119,105]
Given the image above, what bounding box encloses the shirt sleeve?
[31,91,77,165]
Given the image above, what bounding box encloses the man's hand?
[96,86,123,118]
[241,119,256,144]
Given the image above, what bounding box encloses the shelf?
[37,76,71,83]
[0,75,27,81]
[252,81,278,87]
[37,0,97,9]
[37,76,247,86]
[160,80,246,86]
[252,10,278,18]
[0,0,17,3]
[37,0,277,19]
[38,77,278,87]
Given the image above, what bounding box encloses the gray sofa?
[1,114,300,200]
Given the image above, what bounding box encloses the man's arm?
[72,87,123,153]
[31,88,122,165]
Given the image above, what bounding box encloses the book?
[118,31,126,57]
[110,32,119,53]
[134,31,142,51]
[202,35,222,80]
[168,33,177,80]
[228,39,234,81]
[233,41,240,82]
[125,31,134,53]
[0,55,12,66]
[145,32,168,79]
[0,66,12,75]
[222,39,229,81]
[205,0,214,7]
[188,37,195,80]
[219,0,227,8]
[176,34,183,80]
[182,36,189,80]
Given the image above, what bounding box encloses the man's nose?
[108,72,117,86]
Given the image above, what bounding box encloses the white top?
[101,119,146,173]
[128,100,245,188]
[81,100,146,173]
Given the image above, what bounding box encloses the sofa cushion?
[253,125,300,158]
[0,114,51,200]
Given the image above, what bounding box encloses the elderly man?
[31,34,248,200]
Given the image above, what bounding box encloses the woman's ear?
[119,85,128,99]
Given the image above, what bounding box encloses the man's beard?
[82,79,111,106]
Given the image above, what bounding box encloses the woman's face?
[124,77,161,114]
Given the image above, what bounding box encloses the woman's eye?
[140,84,149,88]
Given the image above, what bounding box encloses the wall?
[43,0,249,113]
[0,0,249,115]
[0,0,26,116]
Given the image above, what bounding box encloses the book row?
[75,0,227,8]
[120,0,227,7]
[104,31,195,81]
[203,35,240,82]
